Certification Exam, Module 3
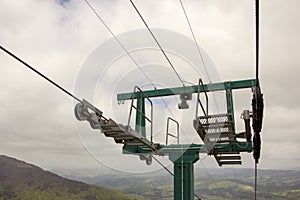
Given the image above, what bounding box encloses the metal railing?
[195,78,209,118]
[128,86,154,142]
[165,117,179,145]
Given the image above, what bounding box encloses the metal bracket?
[74,99,104,129]
[139,154,152,165]
[178,92,192,109]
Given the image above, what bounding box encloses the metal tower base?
[169,151,199,200]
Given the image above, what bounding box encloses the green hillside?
[0,155,132,200]
[64,168,300,200]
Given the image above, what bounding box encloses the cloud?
[0,0,299,172]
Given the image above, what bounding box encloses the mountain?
[0,155,132,200]
[61,167,300,200]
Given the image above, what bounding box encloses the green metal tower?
[73,1,264,199]
[0,1,263,199]
[74,78,262,200]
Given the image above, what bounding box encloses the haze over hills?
[56,167,300,200]
[0,155,132,200]
[1,154,299,200]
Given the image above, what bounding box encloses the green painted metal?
[122,142,252,200]
[119,78,257,200]
[122,142,252,155]
[173,162,183,200]
[135,98,146,137]
[183,163,194,200]
[117,79,257,100]
[169,152,199,200]
[225,81,235,132]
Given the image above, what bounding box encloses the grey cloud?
[0,0,299,171]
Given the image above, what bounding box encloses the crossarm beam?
[117,79,257,100]
[123,142,252,155]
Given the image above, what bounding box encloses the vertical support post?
[135,97,146,137]
[183,162,194,200]
[174,162,183,200]
[225,82,235,131]
[169,151,199,200]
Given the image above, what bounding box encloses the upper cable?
[0,45,82,103]
[129,0,185,87]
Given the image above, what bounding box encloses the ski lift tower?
[116,78,262,200]
[74,1,263,198]
[74,77,263,200]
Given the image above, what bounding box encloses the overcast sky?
[0,0,299,174]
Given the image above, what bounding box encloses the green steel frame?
[118,79,257,200]
[117,79,257,100]
[135,97,146,137]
